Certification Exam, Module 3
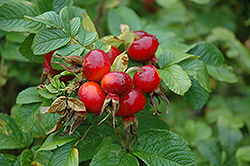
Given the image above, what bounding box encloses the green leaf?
[159,42,197,53]
[196,139,221,165]
[24,11,63,29]
[19,34,44,63]
[206,64,238,83]
[35,150,53,166]
[188,41,225,66]
[16,87,45,104]
[57,44,85,56]
[32,28,71,55]
[179,59,211,92]
[1,43,30,62]
[0,1,44,32]
[0,154,13,166]
[37,129,79,152]
[218,126,243,156]
[136,104,169,133]
[0,113,33,150]
[48,142,79,166]
[60,6,71,35]
[159,49,199,68]
[5,32,28,44]
[82,13,98,34]
[77,123,116,162]
[108,6,142,36]
[20,149,34,166]
[90,144,139,166]
[77,25,97,46]
[93,40,111,52]
[16,103,41,133]
[40,112,63,132]
[183,77,210,110]
[191,0,210,5]
[70,17,81,36]
[53,0,74,14]
[159,65,191,96]
[132,129,196,166]
[236,146,250,162]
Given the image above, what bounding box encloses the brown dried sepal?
[68,97,86,114]
[46,111,68,135]
[54,55,85,73]
[48,96,67,115]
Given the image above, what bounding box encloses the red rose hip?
[133,65,161,93]
[107,46,121,64]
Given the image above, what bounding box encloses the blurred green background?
[1,0,250,165]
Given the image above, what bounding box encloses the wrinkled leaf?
[111,52,129,72]
[16,87,45,104]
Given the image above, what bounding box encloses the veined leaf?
[93,40,111,53]
[16,87,45,104]
[0,113,33,150]
[159,49,199,68]
[77,25,97,46]
[183,77,210,110]
[188,41,225,66]
[77,123,116,162]
[53,0,74,14]
[37,128,79,152]
[179,59,211,92]
[159,42,197,53]
[19,34,44,63]
[159,65,191,96]
[48,142,79,166]
[82,13,98,34]
[206,65,238,83]
[20,149,34,166]
[32,28,71,55]
[132,129,196,166]
[60,6,71,35]
[24,11,63,29]
[0,1,44,32]
[70,17,81,36]
[16,103,41,133]
[90,144,139,166]
[57,44,85,56]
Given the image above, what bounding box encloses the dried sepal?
[48,96,67,115]
[46,111,68,135]
[54,55,85,73]
[40,106,50,114]
[68,97,86,113]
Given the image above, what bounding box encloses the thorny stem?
[74,116,96,146]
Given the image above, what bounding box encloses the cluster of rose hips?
[42,30,170,152]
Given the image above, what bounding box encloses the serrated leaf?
[132,129,196,166]
[183,77,210,110]
[0,153,12,166]
[19,34,44,63]
[159,65,191,96]
[77,25,97,46]
[57,44,85,56]
[0,113,33,150]
[70,17,81,36]
[35,150,53,166]
[48,142,78,166]
[60,6,71,35]
[108,6,142,36]
[20,149,34,166]
[32,28,71,55]
[218,126,243,156]
[188,41,225,66]
[90,144,139,166]
[16,103,41,133]
[196,139,221,165]
[16,87,45,104]
[206,64,238,83]
[53,0,74,14]
[40,111,62,131]
[180,59,211,92]
[24,11,63,29]
[77,123,116,162]
[159,49,199,68]
[0,1,44,32]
